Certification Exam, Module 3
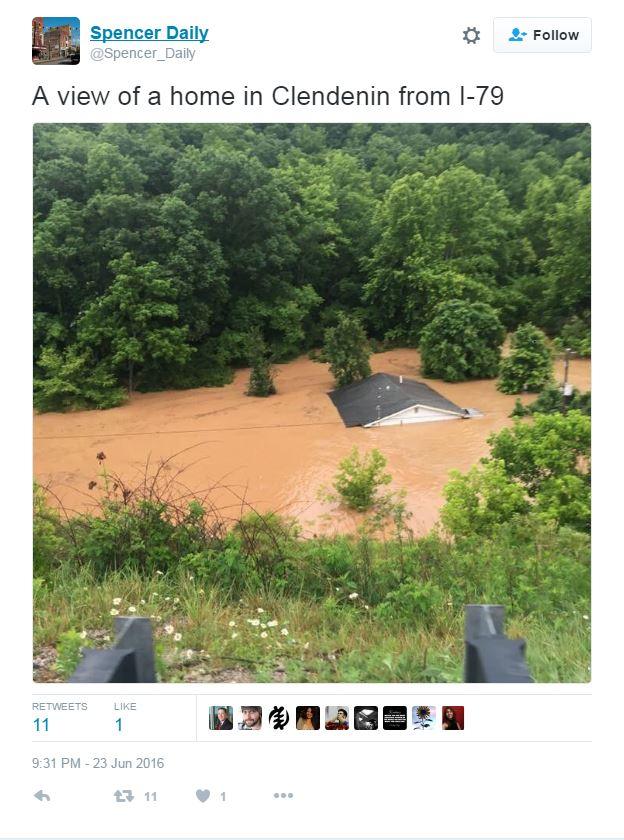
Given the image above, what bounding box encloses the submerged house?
[329,372,476,428]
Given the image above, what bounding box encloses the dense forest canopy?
[33,123,590,409]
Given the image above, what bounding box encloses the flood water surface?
[34,350,591,536]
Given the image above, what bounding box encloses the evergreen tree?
[497,323,552,394]
[323,313,372,387]
[246,328,276,397]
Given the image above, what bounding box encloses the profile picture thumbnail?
[295,706,320,730]
[354,706,378,730]
[412,705,436,730]
[325,706,349,730]
[210,705,234,730]
[442,706,464,730]
[383,706,407,730]
[32,17,80,65]
[238,705,262,730]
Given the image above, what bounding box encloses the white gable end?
[365,404,463,427]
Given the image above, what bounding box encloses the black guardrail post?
[464,604,533,683]
[69,616,156,683]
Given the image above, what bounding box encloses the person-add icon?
[509,27,528,42]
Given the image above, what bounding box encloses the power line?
[34,419,344,441]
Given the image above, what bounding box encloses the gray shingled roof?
[328,373,466,427]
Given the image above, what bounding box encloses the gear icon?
[463,26,480,45]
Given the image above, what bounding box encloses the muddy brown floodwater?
[33,350,591,537]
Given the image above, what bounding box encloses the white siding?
[366,405,462,427]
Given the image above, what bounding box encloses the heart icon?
[196,789,210,803]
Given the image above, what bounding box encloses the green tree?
[34,346,125,412]
[333,448,391,511]
[246,328,276,397]
[441,459,529,537]
[497,323,553,394]
[533,474,591,532]
[419,300,504,381]
[520,384,591,417]
[323,313,372,387]
[553,314,591,357]
[488,410,590,497]
[77,253,193,393]
[540,185,590,327]
[363,166,515,341]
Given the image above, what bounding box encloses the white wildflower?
[109,608,119,616]
[185,649,194,659]
[267,620,278,627]
[583,614,590,620]
[173,597,180,604]
[128,606,137,613]
[103,635,110,642]
[260,631,268,639]
[112,597,122,606]
[80,630,87,640]
[231,632,239,639]
[156,571,163,576]
[261,623,266,629]
[173,633,182,642]
[164,624,175,635]
[249,618,260,627]
[257,607,265,614]
[281,628,289,636]
[348,592,359,600]
[228,620,236,627]
[140,599,146,605]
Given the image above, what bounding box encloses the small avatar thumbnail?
[325,706,349,730]
[295,706,320,730]
[209,705,234,730]
[382,706,407,730]
[354,706,378,730]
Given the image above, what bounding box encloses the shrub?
[375,580,444,625]
[54,630,92,677]
[497,323,553,394]
[33,485,69,576]
[232,512,298,589]
[333,448,392,511]
[419,300,504,382]
[520,384,591,417]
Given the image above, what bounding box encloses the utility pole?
[562,347,573,412]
